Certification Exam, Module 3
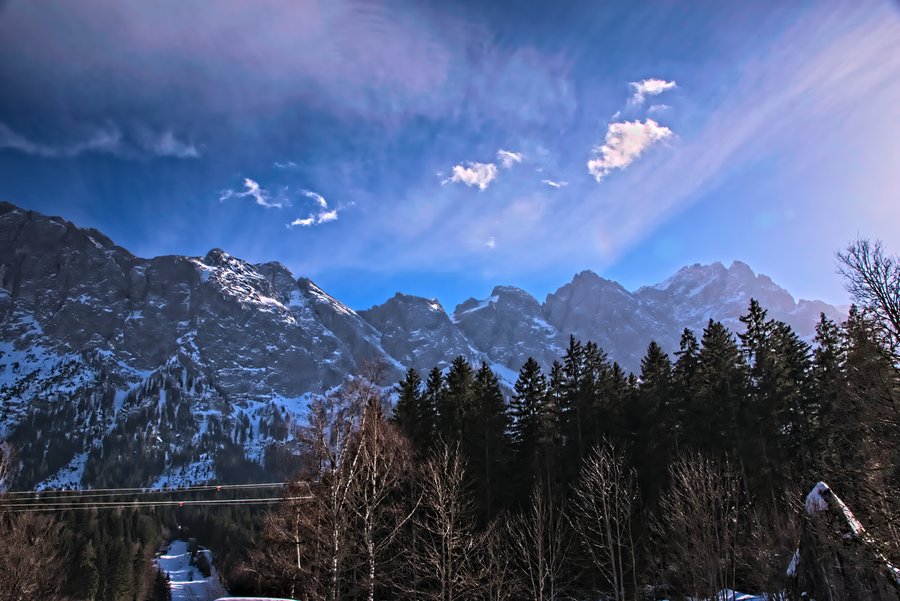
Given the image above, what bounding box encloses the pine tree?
[670,328,700,453]
[688,320,748,457]
[465,362,512,521]
[633,341,673,500]
[393,367,435,457]
[583,341,612,446]
[439,356,474,441]
[560,336,586,459]
[812,313,847,476]
[509,357,549,496]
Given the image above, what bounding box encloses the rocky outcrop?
[454,285,565,370]
[360,293,480,372]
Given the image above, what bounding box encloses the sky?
[1,0,898,311]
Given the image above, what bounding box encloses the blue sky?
[1,0,898,311]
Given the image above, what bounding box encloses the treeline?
[239,241,900,600]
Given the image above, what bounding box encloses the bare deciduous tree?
[653,453,741,601]
[246,366,384,601]
[353,396,415,601]
[571,440,639,601]
[0,512,67,601]
[507,485,571,601]
[405,442,481,601]
[0,442,13,491]
[478,517,520,601]
[838,238,900,360]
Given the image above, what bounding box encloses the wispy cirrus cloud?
[219,178,286,208]
[628,78,676,105]
[443,162,499,190]
[497,149,523,168]
[0,121,199,159]
[587,118,673,182]
[0,122,122,157]
[289,190,341,227]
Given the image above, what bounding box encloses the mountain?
[0,203,846,488]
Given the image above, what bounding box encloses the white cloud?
[496,149,523,168]
[541,179,568,189]
[303,190,329,209]
[485,236,496,249]
[648,103,671,115]
[288,190,340,227]
[289,216,315,227]
[219,177,285,208]
[274,160,298,169]
[317,209,339,223]
[629,78,676,105]
[443,162,499,190]
[587,118,673,182]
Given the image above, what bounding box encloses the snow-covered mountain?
[0,203,845,488]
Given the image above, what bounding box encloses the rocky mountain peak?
[0,202,847,489]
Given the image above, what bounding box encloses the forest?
[1,239,898,601]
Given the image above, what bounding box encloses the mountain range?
[0,202,846,488]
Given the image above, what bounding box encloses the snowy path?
[156,540,226,601]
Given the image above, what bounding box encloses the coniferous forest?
[1,240,898,601]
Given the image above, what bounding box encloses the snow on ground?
[151,460,217,489]
[37,451,88,490]
[156,540,226,601]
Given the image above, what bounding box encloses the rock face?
[360,293,480,372]
[789,482,900,600]
[0,202,846,488]
[454,285,565,371]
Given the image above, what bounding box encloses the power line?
[1,482,299,501]
[1,481,293,498]
[0,495,313,513]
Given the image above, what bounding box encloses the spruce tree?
[393,367,435,456]
[812,313,847,476]
[466,362,512,521]
[509,357,549,496]
[688,320,748,457]
[634,341,673,499]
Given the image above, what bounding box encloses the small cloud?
[317,209,339,223]
[541,179,568,189]
[288,190,340,227]
[628,78,676,105]
[648,103,671,115]
[302,189,329,209]
[442,162,499,191]
[219,177,285,208]
[497,149,524,169]
[587,118,673,182]
[610,110,622,120]
[485,236,496,249]
[139,129,199,158]
[274,160,298,169]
